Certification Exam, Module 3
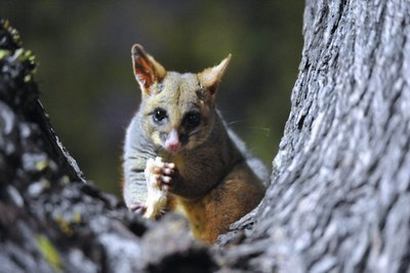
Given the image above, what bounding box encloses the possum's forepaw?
[143,157,175,219]
[145,157,176,191]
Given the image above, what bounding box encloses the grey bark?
[1,0,410,272]
[218,0,410,272]
[0,19,214,273]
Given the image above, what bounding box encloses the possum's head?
[131,44,230,154]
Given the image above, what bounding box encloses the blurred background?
[0,1,303,196]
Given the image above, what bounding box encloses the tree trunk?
[1,0,410,272]
[219,0,410,272]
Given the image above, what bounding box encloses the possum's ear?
[131,44,166,95]
[197,54,231,96]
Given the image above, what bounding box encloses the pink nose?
[166,142,181,152]
[165,129,181,153]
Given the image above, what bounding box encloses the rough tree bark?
[218,0,410,272]
[0,20,212,273]
[1,0,410,272]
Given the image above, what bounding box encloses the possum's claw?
[129,203,147,215]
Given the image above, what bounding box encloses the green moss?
[54,215,73,236]
[1,19,22,47]
[35,159,48,171]
[0,49,10,60]
[0,20,37,76]
[72,211,82,224]
[54,210,82,236]
[35,235,63,272]
[14,48,36,75]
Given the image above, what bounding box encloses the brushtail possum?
[122,44,267,243]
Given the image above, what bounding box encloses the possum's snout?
[164,129,181,153]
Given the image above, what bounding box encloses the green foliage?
[36,235,62,272]
[0,1,303,195]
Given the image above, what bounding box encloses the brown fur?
[174,162,265,243]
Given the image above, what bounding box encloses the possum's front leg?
[143,157,175,219]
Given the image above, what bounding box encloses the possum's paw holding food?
[144,156,176,191]
[143,157,175,219]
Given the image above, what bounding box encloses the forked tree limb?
[1,0,410,271]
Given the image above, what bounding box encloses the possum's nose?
[165,129,181,153]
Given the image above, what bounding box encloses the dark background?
[1,1,303,195]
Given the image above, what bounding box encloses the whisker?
[247,127,271,131]
[188,129,200,137]
[240,126,272,137]
[227,119,250,125]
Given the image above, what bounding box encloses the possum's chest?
[158,148,237,200]
[159,152,197,179]
[158,152,186,173]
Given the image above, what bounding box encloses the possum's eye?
[153,108,167,124]
[183,111,201,129]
